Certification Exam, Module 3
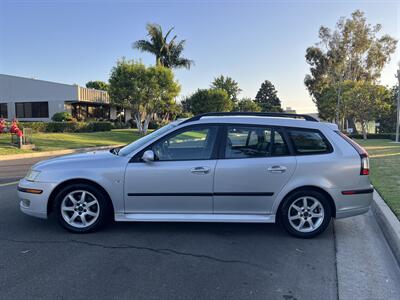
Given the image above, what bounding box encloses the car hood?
[33,150,116,170]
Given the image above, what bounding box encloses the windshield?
[118,122,179,156]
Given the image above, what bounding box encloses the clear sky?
[0,0,399,113]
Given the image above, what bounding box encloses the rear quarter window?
[288,129,331,155]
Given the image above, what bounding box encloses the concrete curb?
[0,144,125,161]
[372,190,400,265]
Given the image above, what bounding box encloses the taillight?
[360,154,369,175]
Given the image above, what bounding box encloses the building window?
[71,103,110,121]
[15,102,49,118]
[0,103,8,118]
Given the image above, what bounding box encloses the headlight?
[25,170,41,182]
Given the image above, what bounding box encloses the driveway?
[0,157,399,299]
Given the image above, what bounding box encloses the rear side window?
[288,129,331,154]
[225,126,289,158]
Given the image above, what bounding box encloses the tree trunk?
[362,121,368,140]
[133,112,145,135]
[336,83,342,130]
[142,115,151,135]
[347,118,358,134]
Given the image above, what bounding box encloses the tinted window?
[288,129,330,154]
[0,103,8,118]
[225,126,272,158]
[15,102,49,118]
[272,130,289,156]
[152,126,218,161]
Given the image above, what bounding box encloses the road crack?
[0,237,269,271]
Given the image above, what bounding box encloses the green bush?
[83,122,112,132]
[349,133,396,140]
[111,121,130,129]
[45,122,81,132]
[148,119,169,129]
[51,112,75,122]
[19,122,47,132]
[18,121,112,133]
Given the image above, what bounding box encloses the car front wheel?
[54,183,111,233]
[280,189,332,238]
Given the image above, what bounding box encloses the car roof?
[178,116,337,131]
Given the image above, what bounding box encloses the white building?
[0,74,121,122]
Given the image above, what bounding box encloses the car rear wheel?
[54,183,111,233]
[280,189,332,238]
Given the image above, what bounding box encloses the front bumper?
[18,178,57,219]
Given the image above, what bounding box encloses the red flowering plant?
[0,118,5,134]
[10,119,23,137]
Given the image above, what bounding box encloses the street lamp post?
[396,68,400,143]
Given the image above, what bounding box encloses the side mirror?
[142,150,155,163]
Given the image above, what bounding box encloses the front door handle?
[268,165,287,173]
[190,166,211,174]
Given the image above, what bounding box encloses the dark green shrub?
[19,122,47,132]
[148,119,169,129]
[349,133,395,140]
[51,112,75,122]
[111,121,130,129]
[46,122,80,132]
[83,122,112,132]
[17,121,112,133]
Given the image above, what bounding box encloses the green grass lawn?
[356,139,400,219]
[0,129,142,155]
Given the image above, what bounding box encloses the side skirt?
[114,213,276,223]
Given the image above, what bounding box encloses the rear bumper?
[18,178,57,219]
[330,185,373,219]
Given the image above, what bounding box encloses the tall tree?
[210,75,242,102]
[86,80,108,91]
[376,86,398,133]
[109,59,180,135]
[343,81,389,139]
[133,23,194,69]
[305,10,397,126]
[254,80,282,112]
[184,89,233,115]
[234,98,261,112]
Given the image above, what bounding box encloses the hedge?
[18,121,112,133]
[348,133,396,140]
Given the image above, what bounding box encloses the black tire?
[54,183,111,233]
[279,189,332,238]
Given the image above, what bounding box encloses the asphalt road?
[0,156,399,299]
[0,156,49,185]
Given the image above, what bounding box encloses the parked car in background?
[18,112,373,238]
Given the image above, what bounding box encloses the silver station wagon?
[18,112,373,238]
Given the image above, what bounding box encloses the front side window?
[225,126,272,158]
[288,129,330,154]
[119,122,179,156]
[152,126,218,161]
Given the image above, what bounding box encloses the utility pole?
[396,67,400,143]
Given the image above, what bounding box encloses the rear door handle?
[268,165,287,173]
[190,166,211,174]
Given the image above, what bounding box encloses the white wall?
[0,74,79,121]
[0,74,78,101]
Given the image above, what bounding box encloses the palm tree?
[133,23,194,69]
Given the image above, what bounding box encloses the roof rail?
[180,112,319,124]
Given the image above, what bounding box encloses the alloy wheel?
[60,190,100,228]
[287,196,325,233]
